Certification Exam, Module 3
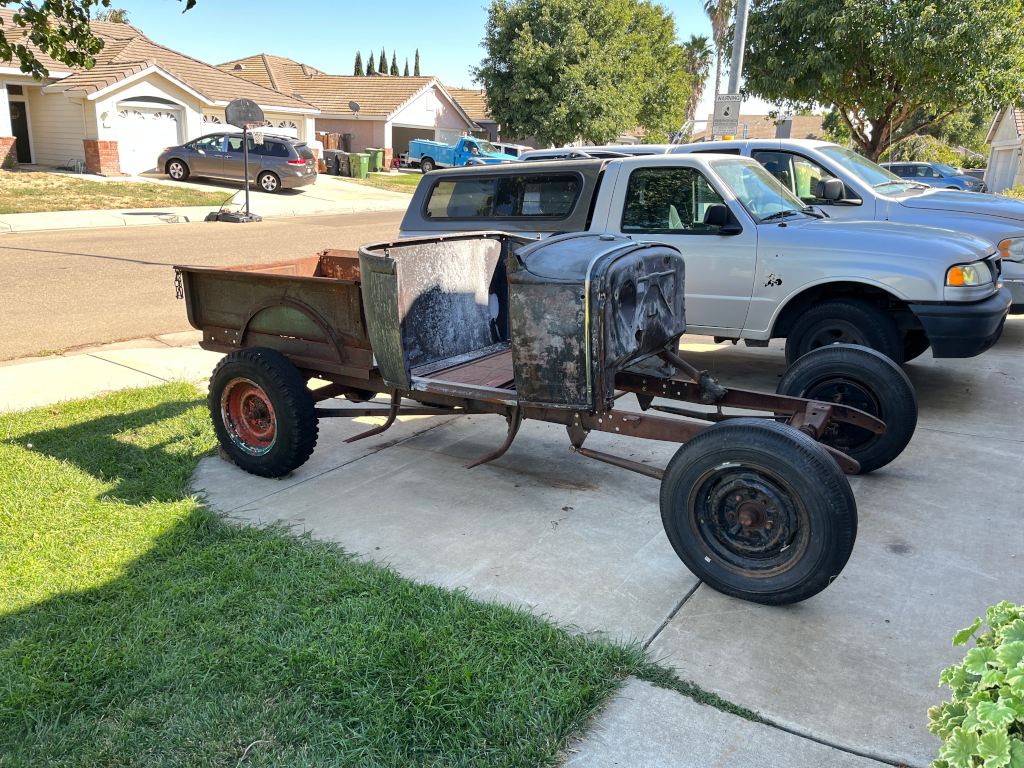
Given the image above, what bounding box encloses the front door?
[8,101,31,163]
[609,164,757,331]
[189,134,226,177]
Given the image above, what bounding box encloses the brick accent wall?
[83,139,128,177]
[0,137,16,170]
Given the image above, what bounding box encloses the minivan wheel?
[785,298,904,366]
[258,171,281,192]
[167,160,189,181]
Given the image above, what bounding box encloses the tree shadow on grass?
[0,506,641,768]
[17,396,209,504]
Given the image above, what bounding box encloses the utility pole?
[727,0,749,95]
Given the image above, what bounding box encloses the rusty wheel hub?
[221,377,277,456]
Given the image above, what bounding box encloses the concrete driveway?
[192,318,1024,767]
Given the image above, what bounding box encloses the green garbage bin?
[366,147,385,172]
[350,153,370,179]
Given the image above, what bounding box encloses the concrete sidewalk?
[0,175,411,234]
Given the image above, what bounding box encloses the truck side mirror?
[703,203,742,235]
[816,178,845,201]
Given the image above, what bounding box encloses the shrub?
[928,602,1024,768]
[1001,185,1024,202]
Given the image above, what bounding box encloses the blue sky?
[116,0,773,121]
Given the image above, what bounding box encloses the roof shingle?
[445,88,491,122]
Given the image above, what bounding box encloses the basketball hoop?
[245,120,269,144]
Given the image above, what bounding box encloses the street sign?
[712,94,742,138]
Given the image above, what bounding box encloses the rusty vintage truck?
[176,231,895,605]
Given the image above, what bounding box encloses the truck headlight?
[998,237,1024,263]
[946,262,991,286]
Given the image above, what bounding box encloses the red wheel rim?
[221,377,277,455]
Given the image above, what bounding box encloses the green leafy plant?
[1000,185,1024,202]
[929,602,1024,768]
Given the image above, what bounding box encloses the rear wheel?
[777,345,917,474]
[420,157,435,173]
[167,159,189,181]
[258,171,281,193]
[660,419,857,605]
[209,347,318,477]
[785,298,904,366]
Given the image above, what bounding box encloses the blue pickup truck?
[407,136,517,173]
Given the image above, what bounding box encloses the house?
[217,55,481,155]
[692,114,825,142]
[0,11,319,175]
[984,108,1023,194]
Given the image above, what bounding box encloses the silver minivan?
[158,131,316,192]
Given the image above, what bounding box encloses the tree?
[354,51,364,76]
[366,52,376,76]
[378,48,386,74]
[404,58,409,76]
[414,49,420,76]
[681,34,713,130]
[2,0,196,79]
[744,0,1024,161]
[390,51,398,76]
[703,0,733,103]
[474,0,693,147]
[94,7,129,22]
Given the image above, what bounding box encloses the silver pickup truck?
[400,153,1010,367]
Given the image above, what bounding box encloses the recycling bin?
[366,148,384,172]
[349,153,370,179]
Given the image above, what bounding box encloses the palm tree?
[704,0,734,102]
[682,34,714,126]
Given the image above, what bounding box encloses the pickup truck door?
[606,162,758,332]
[456,139,478,166]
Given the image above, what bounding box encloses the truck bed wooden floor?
[410,342,516,390]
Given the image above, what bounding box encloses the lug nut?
[765,521,774,530]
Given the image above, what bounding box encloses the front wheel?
[167,159,190,181]
[777,345,917,473]
[209,347,318,477]
[660,419,857,605]
[258,171,281,193]
[420,157,435,173]
[785,298,904,367]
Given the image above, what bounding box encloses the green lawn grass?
[0,384,647,767]
[340,172,424,194]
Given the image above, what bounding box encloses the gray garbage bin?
[335,151,350,177]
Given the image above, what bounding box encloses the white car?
[400,153,1010,366]
[669,139,1024,312]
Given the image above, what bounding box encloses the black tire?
[209,347,318,477]
[777,345,917,474]
[785,298,904,366]
[258,171,281,193]
[420,157,435,173]
[902,330,931,362]
[166,159,190,181]
[660,419,857,605]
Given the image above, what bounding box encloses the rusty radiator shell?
[508,233,686,412]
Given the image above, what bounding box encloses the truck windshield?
[710,158,810,222]
[817,145,915,192]
[476,139,500,155]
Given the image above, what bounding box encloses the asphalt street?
[0,211,404,360]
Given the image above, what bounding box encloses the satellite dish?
[225,98,264,129]
[349,101,361,113]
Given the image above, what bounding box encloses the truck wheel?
[777,345,917,474]
[785,298,903,366]
[209,347,318,477]
[420,157,435,173]
[660,418,857,605]
[902,330,931,362]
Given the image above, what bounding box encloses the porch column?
[0,87,15,169]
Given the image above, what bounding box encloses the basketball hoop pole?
[243,124,251,217]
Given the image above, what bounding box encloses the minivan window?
[193,135,223,152]
[298,147,315,160]
[620,166,726,233]
[425,175,580,219]
[264,141,290,158]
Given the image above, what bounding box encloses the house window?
[277,121,298,130]
[203,115,222,124]
[6,84,24,96]
[425,91,435,111]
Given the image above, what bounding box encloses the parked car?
[157,131,317,192]
[400,154,1010,367]
[408,137,517,173]
[879,161,987,192]
[492,142,533,158]
[668,139,1024,311]
[519,144,671,162]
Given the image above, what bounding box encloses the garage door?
[115,108,181,175]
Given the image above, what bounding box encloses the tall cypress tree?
[378,48,387,74]
[354,52,363,76]
[390,51,399,76]
[403,58,410,76]
[414,49,420,76]
[366,53,375,76]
